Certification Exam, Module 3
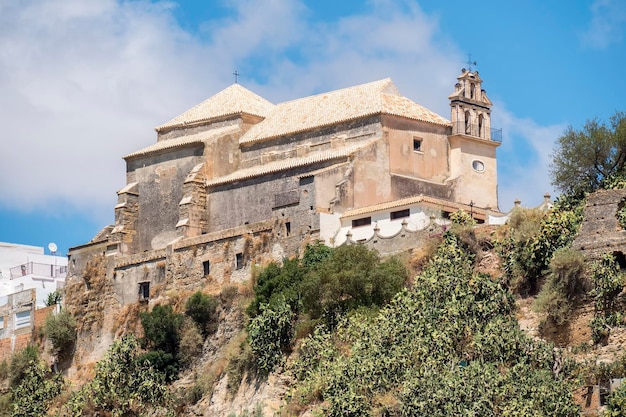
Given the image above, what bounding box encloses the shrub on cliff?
[8,344,39,387]
[185,291,218,336]
[139,304,184,381]
[64,335,170,416]
[44,309,77,358]
[11,359,63,417]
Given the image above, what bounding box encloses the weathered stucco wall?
[447,135,498,208]
[385,115,450,182]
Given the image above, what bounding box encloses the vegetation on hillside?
[287,232,580,416]
[246,243,408,374]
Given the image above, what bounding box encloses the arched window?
[478,114,484,137]
[470,83,475,99]
[464,111,471,134]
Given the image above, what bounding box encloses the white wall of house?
[0,242,67,308]
[323,206,450,246]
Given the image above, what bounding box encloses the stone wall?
[572,189,626,260]
[126,145,205,252]
[207,166,320,237]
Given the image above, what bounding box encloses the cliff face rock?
[174,293,293,417]
[63,254,120,378]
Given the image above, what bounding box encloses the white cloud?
[580,0,626,49]
[0,0,216,221]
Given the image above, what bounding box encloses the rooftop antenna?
[466,54,477,72]
[48,242,57,256]
[233,70,240,84]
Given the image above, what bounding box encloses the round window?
[472,160,485,172]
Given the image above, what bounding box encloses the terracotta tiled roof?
[155,84,275,132]
[124,125,239,159]
[240,79,450,145]
[206,139,377,187]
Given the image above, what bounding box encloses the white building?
[0,242,67,308]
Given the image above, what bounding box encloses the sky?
[0,0,625,256]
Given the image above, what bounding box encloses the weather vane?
[233,70,240,84]
[466,54,477,72]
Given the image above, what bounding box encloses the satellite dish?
[48,242,58,254]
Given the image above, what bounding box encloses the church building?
[112,69,500,254]
[68,69,502,303]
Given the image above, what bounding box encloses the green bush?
[247,258,307,318]
[0,359,8,381]
[605,380,626,416]
[65,335,170,416]
[590,254,626,344]
[498,195,585,295]
[140,304,184,354]
[44,309,77,358]
[137,350,178,383]
[248,297,294,374]
[0,392,10,417]
[140,304,184,380]
[449,208,476,226]
[534,248,586,325]
[301,244,407,327]
[11,359,63,417]
[185,291,218,335]
[9,345,39,387]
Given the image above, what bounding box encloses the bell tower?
[449,68,493,138]
[447,68,501,211]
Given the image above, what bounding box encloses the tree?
[550,111,626,195]
[45,290,62,306]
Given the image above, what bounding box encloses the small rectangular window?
[0,316,4,330]
[236,253,244,270]
[15,311,31,329]
[203,260,210,276]
[413,138,422,152]
[285,222,291,236]
[138,282,150,301]
[390,209,410,220]
[352,217,372,227]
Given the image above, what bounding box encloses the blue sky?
[0,0,624,255]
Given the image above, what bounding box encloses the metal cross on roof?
[466,54,477,72]
[233,70,240,84]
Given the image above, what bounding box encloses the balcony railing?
[9,262,67,280]
[452,122,502,142]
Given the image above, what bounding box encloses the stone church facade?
[68,70,502,304]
